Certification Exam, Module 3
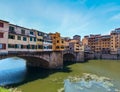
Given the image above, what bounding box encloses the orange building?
[50,32,65,51]
[82,34,110,53]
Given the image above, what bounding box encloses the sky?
[0,0,120,38]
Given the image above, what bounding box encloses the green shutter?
[30,37,32,41]
[34,37,36,42]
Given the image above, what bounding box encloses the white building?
[43,33,52,51]
[8,24,37,53]
[28,29,37,52]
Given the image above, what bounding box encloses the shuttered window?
[23,37,27,41]
[0,33,3,38]
[0,22,4,27]
[21,29,25,35]
[3,44,6,49]
[0,43,6,49]
[17,36,21,40]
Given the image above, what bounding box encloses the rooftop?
[0,19,9,23]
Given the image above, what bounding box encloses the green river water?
[16,60,120,92]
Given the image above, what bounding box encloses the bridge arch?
[18,56,49,68]
[63,53,76,65]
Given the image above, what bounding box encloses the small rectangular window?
[0,33,3,38]
[17,36,21,40]
[8,34,15,39]
[34,37,36,42]
[56,46,59,49]
[32,45,35,49]
[30,31,33,35]
[49,45,52,49]
[15,44,18,48]
[57,40,59,43]
[37,39,43,42]
[0,44,2,49]
[23,45,27,49]
[30,37,32,41]
[27,45,30,49]
[0,22,4,27]
[21,45,23,49]
[38,45,43,49]
[0,44,6,49]
[23,37,27,41]
[21,29,25,34]
[9,26,15,33]
[61,41,64,43]
[38,32,42,36]
[3,44,6,49]
[8,44,12,48]
[61,46,64,49]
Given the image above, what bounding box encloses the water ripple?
[64,73,120,92]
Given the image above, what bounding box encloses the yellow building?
[36,30,43,52]
[100,35,110,53]
[50,32,65,51]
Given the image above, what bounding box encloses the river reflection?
[64,73,120,92]
[0,57,26,86]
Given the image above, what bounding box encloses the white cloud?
[110,13,120,20]
[0,0,120,37]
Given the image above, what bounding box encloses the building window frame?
[34,37,36,42]
[0,32,3,38]
[8,34,15,39]
[30,31,34,35]
[56,46,59,49]
[17,36,21,40]
[57,40,59,43]
[0,22,4,28]
[21,29,25,35]
[9,26,15,33]
[23,37,27,41]
[30,37,32,41]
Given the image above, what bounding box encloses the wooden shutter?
[2,44,6,49]
[0,22,4,27]
[0,33,3,38]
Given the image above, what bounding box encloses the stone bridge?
[63,50,84,63]
[0,51,84,69]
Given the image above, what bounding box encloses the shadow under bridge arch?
[18,56,49,68]
[63,53,76,65]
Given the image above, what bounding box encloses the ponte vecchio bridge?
[0,51,84,69]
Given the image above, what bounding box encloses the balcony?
[9,30,16,34]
